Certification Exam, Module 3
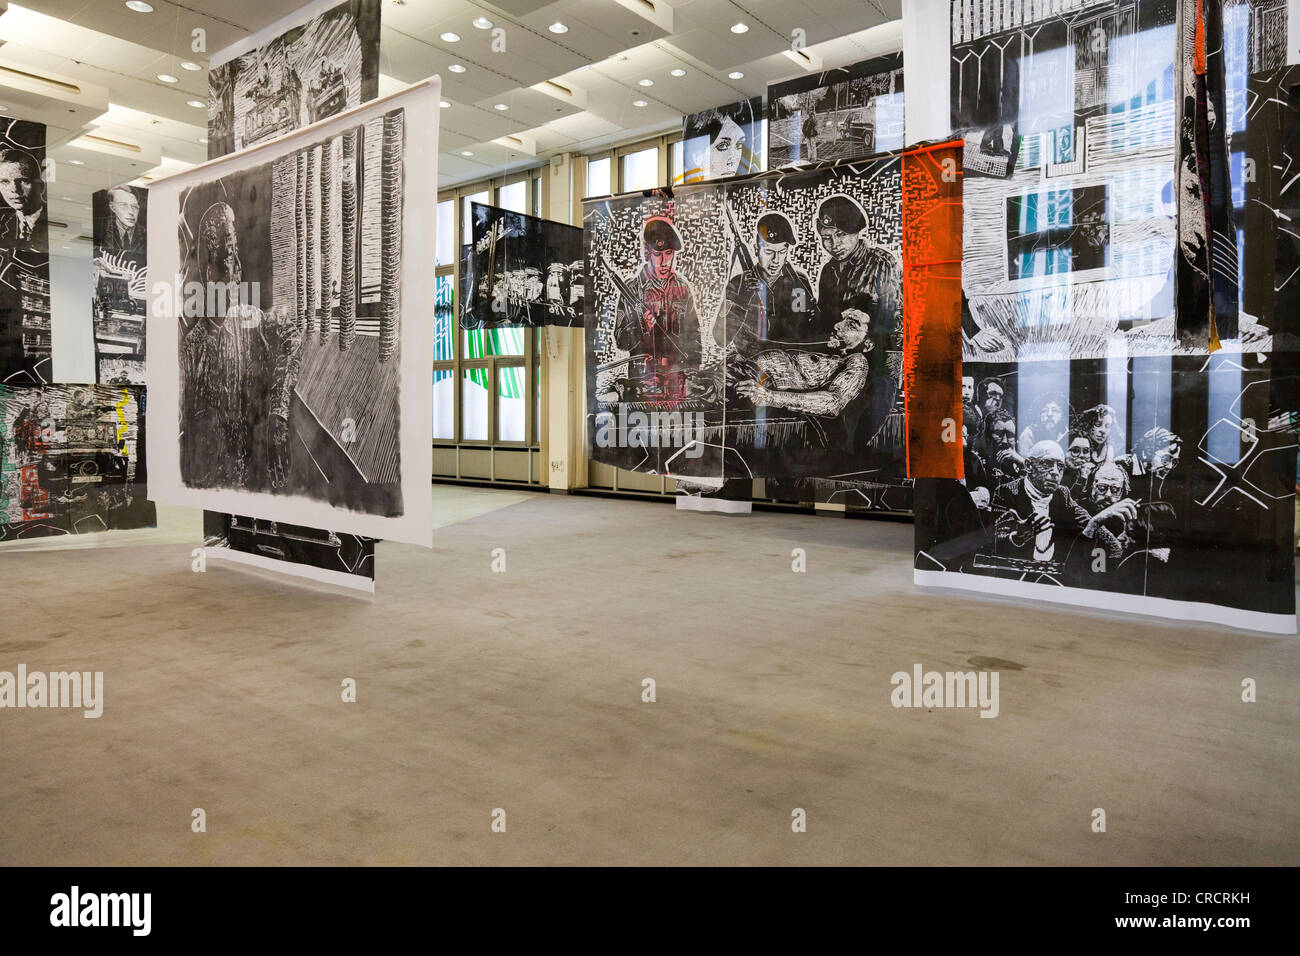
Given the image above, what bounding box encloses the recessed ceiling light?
[440,100,450,108]
[472,17,492,29]
[731,23,749,34]
[61,244,71,249]
[180,61,201,71]
[187,99,204,108]
[440,32,460,43]
[157,73,178,84]
[548,22,568,34]
[125,1,153,12]
[670,68,686,77]
[198,137,208,144]
[461,150,473,156]
[493,103,508,111]
[68,159,84,165]
[638,79,653,87]
[729,71,745,79]
[61,196,75,201]
[448,64,466,73]
[632,99,647,108]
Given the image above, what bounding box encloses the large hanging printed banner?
[0,115,50,385]
[460,202,583,329]
[207,0,380,160]
[586,151,925,488]
[767,53,905,168]
[0,384,156,542]
[913,0,1298,632]
[201,0,384,583]
[92,186,148,385]
[147,78,440,547]
[678,97,764,184]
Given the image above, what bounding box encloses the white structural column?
[543,152,588,491]
[903,0,952,146]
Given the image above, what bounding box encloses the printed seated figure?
[179,201,304,493]
[991,440,1130,571]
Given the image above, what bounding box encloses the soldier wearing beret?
[612,216,703,399]
[719,210,818,355]
[812,194,900,350]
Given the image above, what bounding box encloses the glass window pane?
[498,180,526,213]
[621,146,658,192]
[585,156,610,198]
[497,366,526,442]
[463,189,489,243]
[463,326,525,358]
[433,368,454,440]
[670,140,684,184]
[532,175,541,217]
[461,369,489,441]
[436,199,454,267]
[434,274,454,362]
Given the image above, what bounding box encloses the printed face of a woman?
[711,117,745,177]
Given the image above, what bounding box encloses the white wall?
[49,252,96,384]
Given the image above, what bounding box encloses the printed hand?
[269,414,290,489]
[972,328,1006,353]
[1093,497,1139,525]
[993,509,1022,540]
[643,309,655,332]
[736,380,769,405]
[127,269,148,300]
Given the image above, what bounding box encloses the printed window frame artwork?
[913,0,1297,633]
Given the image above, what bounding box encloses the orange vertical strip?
[902,140,964,480]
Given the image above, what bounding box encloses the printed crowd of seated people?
[955,374,1183,580]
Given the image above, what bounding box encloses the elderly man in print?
[0,148,46,252]
[179,201,303,492]
[992,440,1132,565]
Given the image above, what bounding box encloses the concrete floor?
[1,485,1297,865]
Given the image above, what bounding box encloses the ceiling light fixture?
[440,32,460,42]
[472,17,492,29]
[731,23,749,34]
[448,63,466,73]
[198,137,207,144]
[729,71,744,79]
[638,79,653,87]
[632,99,647,107]
[493,103,508,111]
[61,196,75,201]
[548,22,568,34]
[157,73,178,83]
[461,150,473,156]
[670,68,686,77]
[68,159,84,165]
[187,99,204,108]
[440,100,450,108]
[125,1,153,12]
[180,61,201,71]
